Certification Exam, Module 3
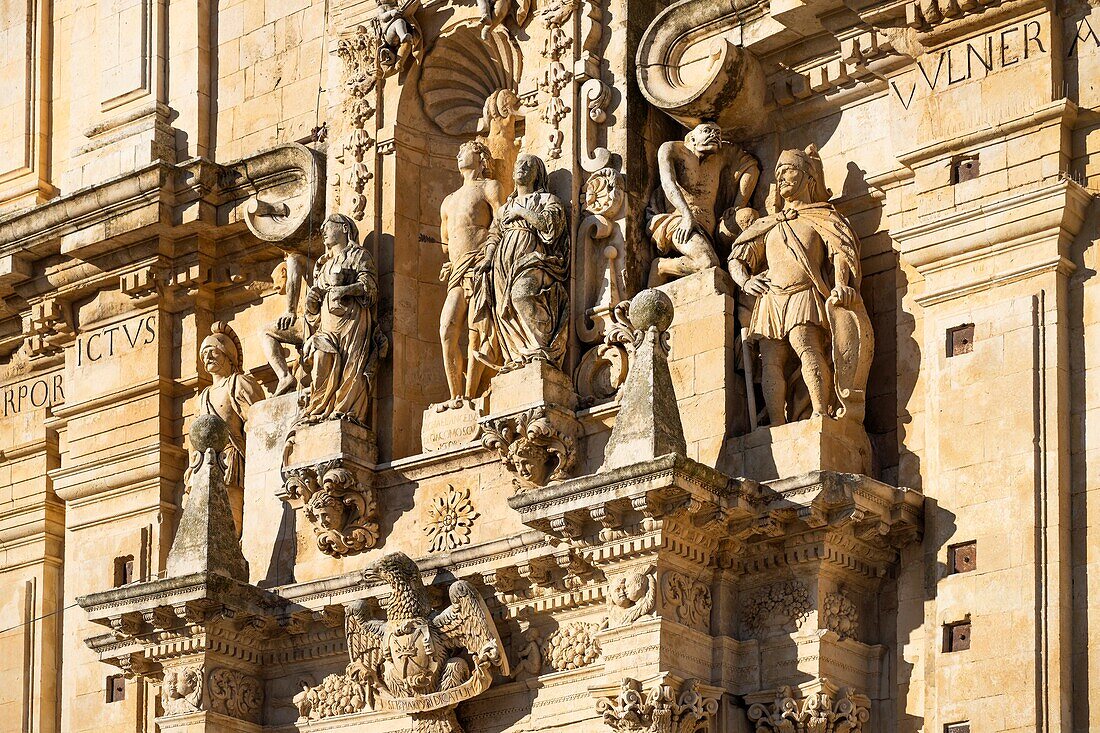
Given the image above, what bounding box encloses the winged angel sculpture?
[346,552,511,733]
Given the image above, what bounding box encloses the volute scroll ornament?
[746,682,869,733]
[592,675,722,733]
[283,459,380,558]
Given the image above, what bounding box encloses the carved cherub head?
[199,321,243,379]
[457,140,493,180]
[308,490,348,531]
[686,122,722,156]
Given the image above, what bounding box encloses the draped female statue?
[471,153,569,372]
[298,214,387,426]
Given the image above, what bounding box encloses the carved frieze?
[543,621,603,671]
[207,667,263,722]
[660,571,711,630]
[161,664,204,716]
[283,459,380,558]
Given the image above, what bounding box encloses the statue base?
[487,359,578,414]
[720,415,872,481]
[421,399,482,452]
[283,417,378,469]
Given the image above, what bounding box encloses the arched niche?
[382,21,524,459]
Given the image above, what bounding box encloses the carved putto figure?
[647,122,760,286]
[471,153,570,372]
[298,214,388,427]
[375,0,421,72]
[436,141,504,407]
[345,552,510,733]
[728,145,873,425]
[186,321,264,535]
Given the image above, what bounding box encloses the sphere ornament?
[629,289,674,334]
[190,414,229,453]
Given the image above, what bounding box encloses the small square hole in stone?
[945,723,970,733]
[944,620,971,652]
[947,324,975,357]
[949,541,977,574]
[951,155,979,184]
[106,674,126,703]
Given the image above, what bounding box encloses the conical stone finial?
[601,289,687,472]
[166,414,249,581]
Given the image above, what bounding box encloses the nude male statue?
[262,251,311,395]
[435,141,504,407]
[647,122,761,286]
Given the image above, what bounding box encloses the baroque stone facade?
[1,0,1099,732]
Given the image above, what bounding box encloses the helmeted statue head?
[199,321,243,378]
[774,144,830,204]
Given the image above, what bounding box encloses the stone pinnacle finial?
[166,414,249,581]
[600,289,687,472]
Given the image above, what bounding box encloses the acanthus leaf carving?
[206,667,263,722]
[659,571,711,630]
[594,676,721,733]
[747,683,869,733]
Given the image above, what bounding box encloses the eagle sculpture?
[346,552,510,733]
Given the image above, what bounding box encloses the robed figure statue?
[472,153,569,372]
[729,145,874,426]
[298,214,388,426]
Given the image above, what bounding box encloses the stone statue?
[185,321,264,535]
[436,141,504,407]
[471,153,569,372]
[345,552,510,733]
[298,214,388,427]
[647,122,760,286]
[263,251,310,396]
[375,0,420,71]
[728,145,873,425]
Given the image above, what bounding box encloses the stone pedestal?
[656,268,748,466]
[280,417,381,561]
[479,360,582,488]
[242,394,299,587]
[486,359,578,414]
[720,415,873,481]
[421,400,482,452]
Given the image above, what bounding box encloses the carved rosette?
[593,676,721,733]
[481,406,578,489]
[746,683,869,733]
[425,485,480,553]
[283,459,380,557]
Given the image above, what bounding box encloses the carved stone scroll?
[283,460,380,558]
